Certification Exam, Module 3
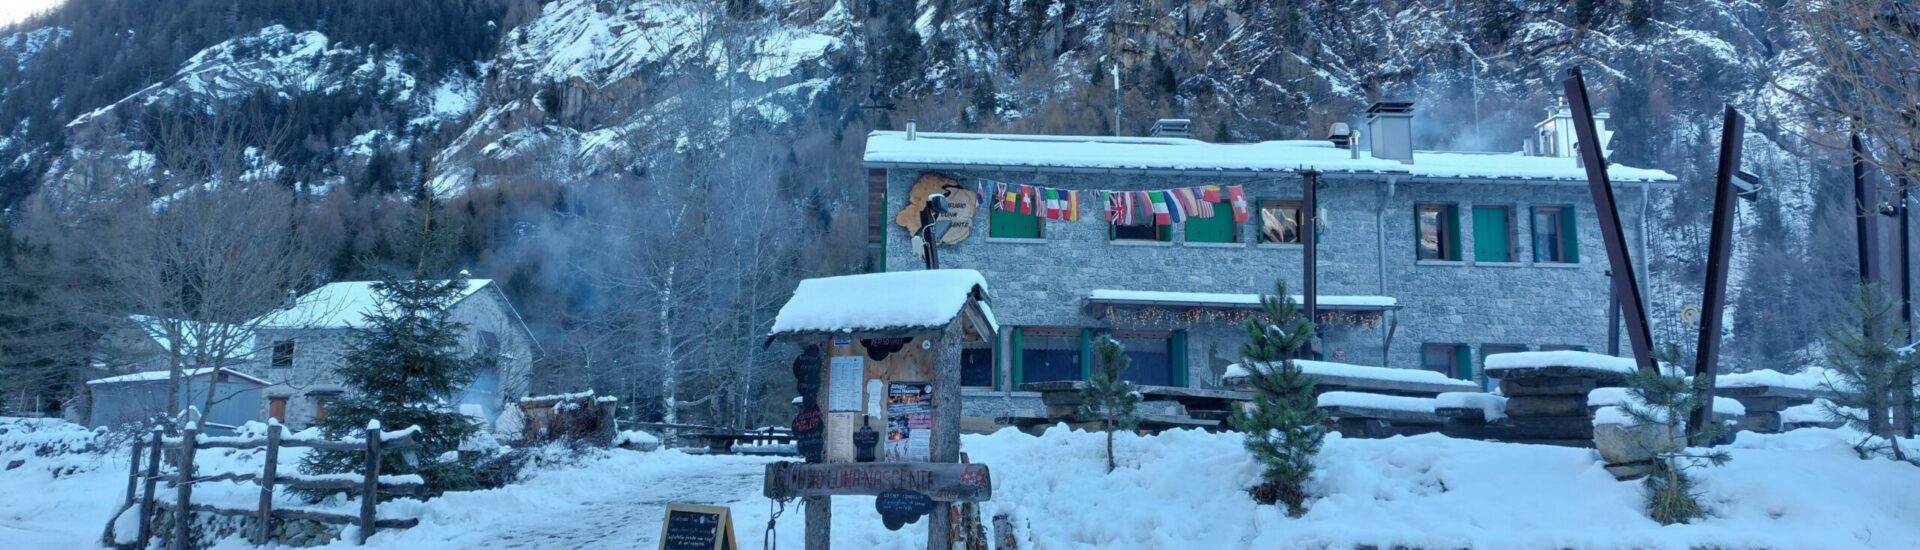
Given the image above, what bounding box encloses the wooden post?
[125,438,145,509]
[928,323,963,550]
[171,423,198,550]
[803,496,831,550]
[254,423,282,545]
[360,426,381,545]
[137,429,162,548]
[1302,169,1319,358]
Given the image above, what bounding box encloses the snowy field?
[6,417,1920,549]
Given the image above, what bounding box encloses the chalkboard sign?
[875,489,935,531]
[793,407,824,463]
[659,503,736,550]
[792,346,822,399]
[862,337,910,360]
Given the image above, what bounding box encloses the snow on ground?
[10,416,1920,549]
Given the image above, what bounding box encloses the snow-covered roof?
[1484,350,1638,375]
[864,131,1677,183]
[87,367,268,386]
[769,269,992,337]
[1223,359,1479,391]
[252,280,493,329]
[1087,289,1398,310]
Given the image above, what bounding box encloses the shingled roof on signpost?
[765,269,996,344]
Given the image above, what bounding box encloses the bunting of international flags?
[983,180,1250,227]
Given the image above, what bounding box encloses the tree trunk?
[1105,425,1115,473]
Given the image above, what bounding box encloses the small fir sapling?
[1613,346,1731,525]
[1819,284,1915,461]
[1079,334,1141,473]
[1230,280,1326,516]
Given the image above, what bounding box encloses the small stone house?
[862,101,1677,422]
[246,280,539,431]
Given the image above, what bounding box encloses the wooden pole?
[137,429,162,548]
[359,427,381,545]
[254,423,282,545]
[1303,170,1319,359]
[928,322,963,550]
[171,423,198,550]
[125,438,145,510]
[1689,106,1745,444]
[1563,66,1657,372]
[803,497,830,550]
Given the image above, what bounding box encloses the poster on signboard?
[828,355,864,412]
[885,381,932,462]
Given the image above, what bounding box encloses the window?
[1018,328,1083,383]
[1112,330,1177,387]
[1532,206,1579,263]
[1480,344,1528,391]
[988,208,1042,239]
[1541,344,1589,352]
[1417,203,1461,261]
[1184,202,1239,243]
[1422,343,1471,380]
[1111,220,1171,242]
[271,340,295,369]
[1472,205,1514,262]
[312,393,337,423]
[961,341,995,389]
[268,397,288,422]
[1258,199,1303,244]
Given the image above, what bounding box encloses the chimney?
[1150,119,1193,138]
[1365,101,1415,164]
[1326,122,1352,148]
[906,119,917,141]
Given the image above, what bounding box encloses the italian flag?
[1044,188,1063,220]
[1150,191,1172,225]
[1228,185,1250,223]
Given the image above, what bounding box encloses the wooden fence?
[122,420,424,549]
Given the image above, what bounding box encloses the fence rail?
[126,420,424,549]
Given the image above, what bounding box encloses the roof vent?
[1327,122,1353,149]
[1365,101,1415,164]
[1150,119,1193,139]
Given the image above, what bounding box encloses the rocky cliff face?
[0,0,1848,368]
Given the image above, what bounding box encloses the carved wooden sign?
[763,462,992,502]
[892,173,978,245]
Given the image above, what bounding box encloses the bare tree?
[1792,1,1920,188]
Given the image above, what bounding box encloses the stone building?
[247,280,539,431]
[862,103,1676,421]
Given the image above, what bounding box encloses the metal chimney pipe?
[907,119,917,141]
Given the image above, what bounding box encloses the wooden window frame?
[1258,199,1303,244]
[1417,203,1462,261]
[271,339,295,369]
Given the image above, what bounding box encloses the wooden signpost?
[659,503,738,550]
[764,270,997,550]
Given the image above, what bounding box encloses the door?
[268,396,287,422]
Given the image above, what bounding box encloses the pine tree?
[296,276,484,498]
[1613,347,1731,525]
[1230,280,1325,516]
[1080,334,1141,473]
[1819,284,1914,461]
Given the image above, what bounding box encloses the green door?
[1472,206,1510,262]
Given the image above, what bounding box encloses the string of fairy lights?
[1096,305,1385,329]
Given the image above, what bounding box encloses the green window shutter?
[1157,224,1172,242]
[1453,345,1473,380]
[1079,330,1094,380]
[1184,202,1237,243]
[1444,205,1462,260]
[1171,331,1189,387]
[1472,206,1511,263]
[1011,328,1025,386]
[991,332,1003,390]
[1562,207,1580,263]
[1414,207,1424,259]
[989,209,1041,239]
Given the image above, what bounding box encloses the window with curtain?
[1112,330,1174,386]
[1259,199,1302,244]
[1532,206,1579,263]
[1020,328,1082,383]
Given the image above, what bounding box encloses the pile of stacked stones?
[1445,353,1635,447]
[1717,381,1823,434]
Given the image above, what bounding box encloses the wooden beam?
[1690,105,1746,444]
[1563,66,1657,373]
[764,462,993,502]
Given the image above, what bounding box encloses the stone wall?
[882,167,1657,395]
